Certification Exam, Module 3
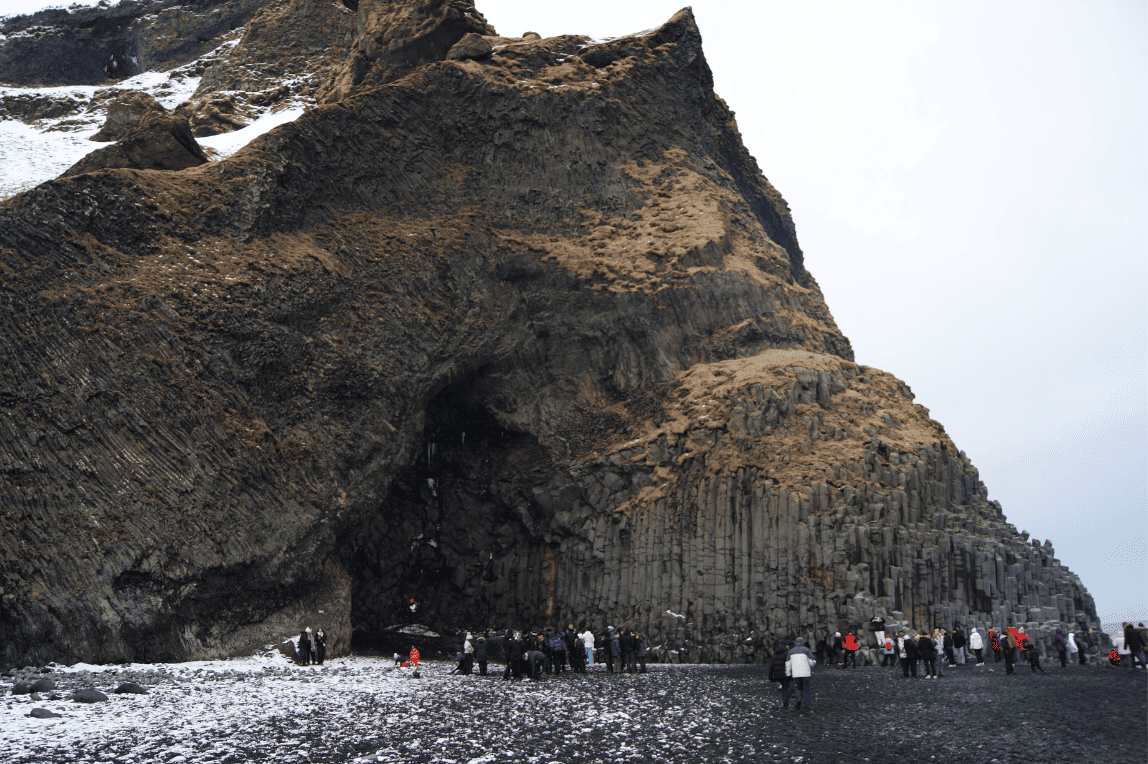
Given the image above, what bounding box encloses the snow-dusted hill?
[0,0,353,199]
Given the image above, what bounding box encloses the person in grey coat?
[785,637,817,711]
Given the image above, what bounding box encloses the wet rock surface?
[1,657,1143,763]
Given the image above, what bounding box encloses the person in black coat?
[621,630,639,673]
[916,632,935,678]
[297,628,312,666]
[603,627,617,673]
[503,629,524,680]
[636,633,648,673]
[563,625,583,673]
[314,628,327,666]
[902,632,918,677]
[1024,637,1047,674]
[475,633,488,675]
[768,640,793,709]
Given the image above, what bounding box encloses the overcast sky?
[2,0,1145,627]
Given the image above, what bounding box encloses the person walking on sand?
[989,628,1003,663]
[475,632,488,675]
[1065,630,1078,665]
[768,639,792,710]
[785,637,816,711]
[882,634,896,667]
[969,628,985,665]
[1023,635,1047,674]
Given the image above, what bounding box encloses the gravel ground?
[2,656,1144,764]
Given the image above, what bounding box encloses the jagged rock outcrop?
[0,4,1098,667]
[63,113,207,176]
[90,92,167,142]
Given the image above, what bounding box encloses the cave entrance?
[341,370,547,651]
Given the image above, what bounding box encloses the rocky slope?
[0,0,1098,667]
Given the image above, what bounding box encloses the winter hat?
[795,637,806,645]
[835,632,841,637]
[608,626,615,632]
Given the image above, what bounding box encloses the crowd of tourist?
[445,624,650,680]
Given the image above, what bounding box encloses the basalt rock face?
[0,6,1097,667]
[0,0,267,86]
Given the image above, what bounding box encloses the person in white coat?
[1066,630,1079,664]
[785,637,817,711]
[580,628,596,667]
[968,628,985,665]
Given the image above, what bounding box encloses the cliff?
[0,1,1097,666]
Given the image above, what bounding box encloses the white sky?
[2,0,1145,626]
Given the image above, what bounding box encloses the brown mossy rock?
[321,0,495,102]
[90,92,166,143]
[175,94,251,138]
[446,33,492,61]
[63,113,207,176]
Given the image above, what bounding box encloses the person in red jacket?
[843,632,860,668]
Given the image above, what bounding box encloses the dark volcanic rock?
[63,113,207,176]
[28,707,63,718]
[10,682,32,695]
[29,678,55,692]
[91,92,167,142]
[446,33,493,61]
[0,4,1099,669]
[71,689,108,703]
[0,0,266,86]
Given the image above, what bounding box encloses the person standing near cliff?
[1077,625,1093,665]
[869,615,886,651]
[768,639,792,710]
[314,627,327,666]
[298,628,312,666]
[580,627,595,668]
[968,628,985,665]
[1002,629,1017,675]
[785,637,816,711]
[917,631,936,678]
[952,625,967,666]
[475,632,488,675]
[1054,628,1068,668]
[842,632,859,668]
[1123,623,1145,669]
[830,632,843,668]
[901,631,918,677]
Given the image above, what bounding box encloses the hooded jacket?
[786,642,816,678]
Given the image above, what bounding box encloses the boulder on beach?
[114,682,149,694]
[29,707,63,718]
[72,689,108,703]
[30,678,56,693]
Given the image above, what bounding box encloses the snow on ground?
[0,118,107,198]
[0,56,306,200]
[198,106,305,159]
[2,655,1144,763]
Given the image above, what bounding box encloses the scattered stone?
[29,707,63,718]
[11,682,32,695]
[71,689,108,703]
[30,678,56,692]
[114,682,148,694]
